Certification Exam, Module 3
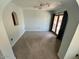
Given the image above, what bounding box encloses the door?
[56,15,64,35]
[52,15,58,33]
[57,11,68,40]
[50,11,68,40]
[51,14,64,35]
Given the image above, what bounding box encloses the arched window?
[12,11,19,26]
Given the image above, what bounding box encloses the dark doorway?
[49,11,68,40]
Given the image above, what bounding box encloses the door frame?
[49,11,68,40]
[49,14,64,35]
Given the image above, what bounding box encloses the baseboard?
[12,31,25,47]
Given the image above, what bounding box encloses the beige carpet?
[13,32,61,59]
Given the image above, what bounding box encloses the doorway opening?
[49,11,68,40]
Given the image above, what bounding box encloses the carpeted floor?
[13,32,61,59]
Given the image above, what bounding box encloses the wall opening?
[12,11,19,26]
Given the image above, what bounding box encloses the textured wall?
[0,0,16,59]
[3,3,25,46]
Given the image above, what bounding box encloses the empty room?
[0,0,79,59]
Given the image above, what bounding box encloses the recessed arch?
[12,11,19,26]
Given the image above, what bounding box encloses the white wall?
[23,10,51,31]
[3,3,25,46]
[0,50,5,59]
[0,0,16,59]
[56,0,79,59]
[64,24,79,59]
[0,15,16,59]
[76,0,79,6]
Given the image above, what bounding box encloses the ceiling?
[12,0,72,10]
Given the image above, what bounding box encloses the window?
[52,15,58,32]
[50,11,68,40]
[52,14,64,35]
[12,12,19,26]
[56,15,64,34]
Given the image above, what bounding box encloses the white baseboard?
[12,30,25,47]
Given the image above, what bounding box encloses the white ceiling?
[12,0,72,10]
